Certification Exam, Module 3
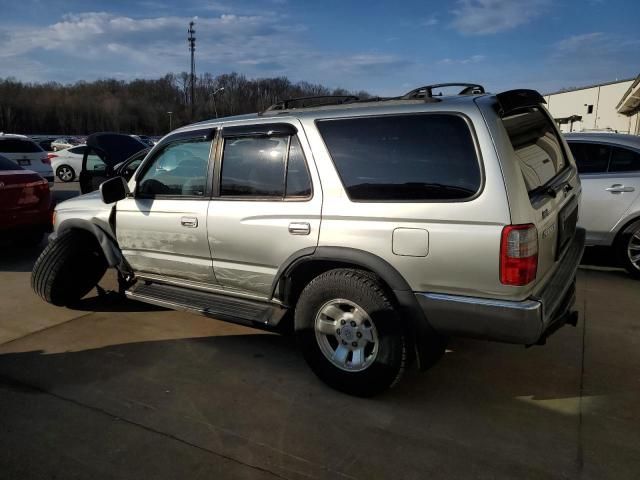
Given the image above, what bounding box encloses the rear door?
[207,122,321,298]
[569,141,640,244]
[500,105,580,282]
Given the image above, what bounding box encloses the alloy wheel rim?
[58,167,73,181]
[314,298,379,372]
[627,228,640,271]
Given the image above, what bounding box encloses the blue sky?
[0,0,638,95]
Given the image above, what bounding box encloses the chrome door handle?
[606,184,635,194]
[181,216,198,228]
[288,222,310,235]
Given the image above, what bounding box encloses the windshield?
[502,107,567,193]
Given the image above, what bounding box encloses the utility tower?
[188,20,196,117]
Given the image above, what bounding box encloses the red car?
[0,154,52,245]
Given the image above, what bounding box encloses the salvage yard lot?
[0,182,638,479]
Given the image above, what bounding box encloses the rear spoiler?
[496,89,546,117]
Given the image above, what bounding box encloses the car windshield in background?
[501,107,567,193]
[0,155,23,170]
[316,113,481,201]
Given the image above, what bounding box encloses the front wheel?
[295,269,407,396]
[31,230,107,306]
[56,165,75,182]
[617,221,640,279]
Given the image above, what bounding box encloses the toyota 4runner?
[31,84,585,396]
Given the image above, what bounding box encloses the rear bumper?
[415,228,586,345]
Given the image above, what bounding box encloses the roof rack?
[401,83,485,100]
[265,95,360,112]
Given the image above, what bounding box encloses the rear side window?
[609,146,640,172]
[0,138,43,153]
[220,135,312,199]
[568,142,610,174]
[502,107,567,192]
[68,146,86,155]
[316,114,481,201]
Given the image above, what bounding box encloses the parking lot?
[0,181,638,479]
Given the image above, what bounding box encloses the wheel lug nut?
[350,321,356,327]
[356,332,362,338]
[340,320,346,325]
[352,342,358,347]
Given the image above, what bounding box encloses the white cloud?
[421,15,438,27]
[438,54,485,65]
[451,0,550,35]
[0,11,411,89]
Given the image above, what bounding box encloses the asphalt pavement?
[0,181,638,479]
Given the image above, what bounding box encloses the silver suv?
[565,133,640,278]
[32,84,585,396]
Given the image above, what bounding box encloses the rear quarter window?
[316,113,481,201]
[0,138,43,154]
[501,107,567,192]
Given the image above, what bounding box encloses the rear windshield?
[0,155,22,170]
[501,107,567,192]
[0,138,44,154]
[316,114,481,201]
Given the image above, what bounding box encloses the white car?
[51,137,79,151]
[565,132,640,278]
[49,145,87,182]
[0,133,54,183]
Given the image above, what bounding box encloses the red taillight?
[500,224,538,286]
[41,155,52,164]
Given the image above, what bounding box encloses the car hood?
[55,190,106,211]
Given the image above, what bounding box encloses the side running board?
[126,282,287,327]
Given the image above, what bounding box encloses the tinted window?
[68,146,86,155]
[609,145,640,173]
[0,138,43,153]
[221,137,287,197]
[138,139,211,196]
[502,107,567,192]
[86,150,107,172]
[285,136,312,197]
[568,142,610,173]
[0,155,21,170]
[317,114,480,201]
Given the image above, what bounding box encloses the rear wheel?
[31,230,107,306]
[56,165,75,182]
[295,269,407,396]
[617,220,640,279]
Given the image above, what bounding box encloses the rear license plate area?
[556,197,578,259]
[18,159,31,166]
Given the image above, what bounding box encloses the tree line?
[0,73,369,136]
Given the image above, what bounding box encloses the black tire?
[295,268,407,397]
[31,230,108,306]
[56,165,75,182]
[616,220,640,279]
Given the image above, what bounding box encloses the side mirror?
[100,176,130,204]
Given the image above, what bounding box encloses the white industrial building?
[543,74,640,135]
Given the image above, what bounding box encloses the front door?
[207,123,321,298]
[115,129,217,284]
